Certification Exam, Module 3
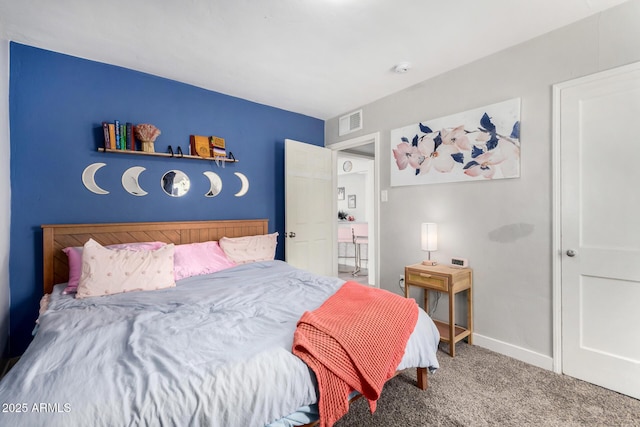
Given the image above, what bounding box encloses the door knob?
[288,232,296,238]
[566,249,576,257]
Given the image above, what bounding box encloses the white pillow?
[76,238,176,299]
[219,232,278,264]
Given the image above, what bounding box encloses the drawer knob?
[419,273,432,278]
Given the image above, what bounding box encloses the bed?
[0,219,440,426]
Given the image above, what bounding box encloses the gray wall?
[0,38,10,357]
[325,0,640,364]
[337,173,366,222]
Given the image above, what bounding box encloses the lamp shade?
[421,223,438,252]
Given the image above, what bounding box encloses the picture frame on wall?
[338,187,345,200]
[390,98,521,187]
[348,194,356,209]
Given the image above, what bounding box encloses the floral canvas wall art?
[390,98,521,186]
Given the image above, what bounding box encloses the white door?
[558,62,640,399]
[285,139,334,276]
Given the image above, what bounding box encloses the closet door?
[558,62,640,399]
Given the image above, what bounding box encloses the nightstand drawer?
[406,270,448,291]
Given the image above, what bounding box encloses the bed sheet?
[0,261,439,426]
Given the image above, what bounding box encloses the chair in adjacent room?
[351,223,368,277]
[338,225,356,273]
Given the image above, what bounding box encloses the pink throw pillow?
[173,241,236,281]
[62,241,166,294]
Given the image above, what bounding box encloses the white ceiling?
[0,0,629,119]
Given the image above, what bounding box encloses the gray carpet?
[335,342,640,426]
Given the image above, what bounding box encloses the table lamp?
[421,222,438,266]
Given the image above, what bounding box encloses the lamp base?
[422,260,438,266]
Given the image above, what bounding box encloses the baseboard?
[473,333,554,371]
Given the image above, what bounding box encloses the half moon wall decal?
[121,166,148,196]
[82,163,109,195]
[203,171,222,197]
[234,172,249,197]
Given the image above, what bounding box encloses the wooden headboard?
[41,219,269,294]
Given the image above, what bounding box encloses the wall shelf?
[98,148,238,163]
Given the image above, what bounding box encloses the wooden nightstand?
[404,263,473,357]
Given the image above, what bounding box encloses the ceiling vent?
[339,109,363,136]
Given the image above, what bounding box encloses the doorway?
[337,152,373,285]
[331,132,380,287]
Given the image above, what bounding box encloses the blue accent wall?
[8,43,324,356]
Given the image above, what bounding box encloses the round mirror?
[161,169,191,197]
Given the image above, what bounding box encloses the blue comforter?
[0,261,439,426]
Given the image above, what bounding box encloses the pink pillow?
[62,241,166,294]
[76,239,175,299]
[219,232,278,264]
[173,241,236,281]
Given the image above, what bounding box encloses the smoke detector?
[393,62,411,73]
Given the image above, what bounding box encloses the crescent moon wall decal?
[203,171,222,197]
[121,166,148,196]
[82,163,109,195]
[234,172,249,197]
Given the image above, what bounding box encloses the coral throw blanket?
[292,281,418,427]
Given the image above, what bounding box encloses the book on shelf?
[120,123,127,150]
[102,120,138,151]
[108,124,116,149]
[101,122,110,149]
[114,120,121,150]
[190,135,211,158]
[126,122,134,150]
[209,136,226,158]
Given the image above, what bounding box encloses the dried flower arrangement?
[135,124,161,152]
